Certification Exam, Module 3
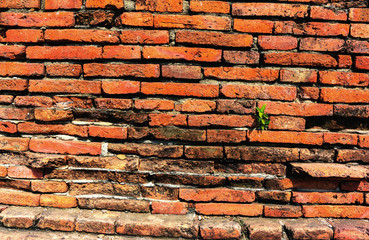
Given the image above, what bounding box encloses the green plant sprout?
[255,104,270,130]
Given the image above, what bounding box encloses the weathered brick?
[7,166,42,179]
[18,122,87,137]
[320,88,369,103]
[207,130,246,143]
[143,46,221,62]
[338,55,352,68]
[162,65,202,79]
[257,101,333,116]
[14,96,52,108]
[217,99,255,114]
[0,108,33,120]
[284,219,333,240]
[256,191,291,203]
[151,202,188,215]
[180,188,254,202]
[117,12,153,27]
[341,180,369,192]
[78,198,150,213]
[200,218,241,240]
[221,85,296,101]
[0,45,25,59]
[176,100,215,112]
[29,139,101,155]
[149,113,187,126]
[293,192,364,204]
[141,186,178,200]
[323,132,358,145]
[298,87,320,100]
[244,219,282,240]
[291,163,368,179]
[136,0,182,12]
[34,109,73,122]
[0,62,44,76]
[300,37,345,51]
[234,19,274,33]
[75,210,119,234]
[0,79,28,91]
[84,63,159,78]
[102,46,141,59]
[225,146,299,162]
[346,40,369,54]
[32,181,68,193]
[89,125,127,139]
[196,203,263,216]
[310,6,347,20]
[0,189,40,206]
[46,64,82,77]
[337,149,369,163]
[0,12,75,27]
[154,15,231,30]
[0,96,14,104]
[37,208,78,231]
[135,99,174,110]
[40,195,77,208]
[0,166,7,177]
[140,159,213,174]
[275,21,349,36]
[319,71,369,86]
[45,0,82,9]
[27,46,101,60]
[120,30,169,44]
[86,0,123,9]
[216,163,286,176]
[359,135,369,148]
[142,82,218,98]
[248,131,323,145]
[95,98,132,110]
[0,137,29,152]
[258,36,298,50]
[184,146,223,159]
[0,29,43,43]
[329,219,369,240]
[349,8,369,22]
[303,205,369,218]
[223,51,260,64]
[176,31,252,47]
[356,56,369,70]
[233,3,308,17]
[29,79,101,94]
[264,205,302,218]
[269,116,306,131]
[0,0,40,8]
[102,81,140,95]
[188,114,255,127]
[204,67,278,81]
[264,52,337,67]
[0,206,44,229]
[300,148,335,162]
[191,1,229,13]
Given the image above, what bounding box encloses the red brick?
[257,101,333,116]
[86,0,123,8]
[233,3,308,17]
[0,137,29,152]
[320,88,369,103]
[285,219,333,240]
[31,181,68,193]
[207,130,246,143]
[338,55,352,68]
[0,0,40,8]
[341,180,369,192]
[258,36,298,50]
[0,45,25,59]
[0,29,43,43]
[359,135,369,148]
[176,100,215,112]
[45,0,82,9]
[320,71,369,86]
[248,131,323,145]
[221,85,296,101]
[0,12,75,27]
[117,12,153,27]
[269,116,306,131]
[303,205,369,218]
[136,0,183,12]
[291,163,368,179]
[225,146,299,162]
[184,146,223,159]
[217,99,255,114]
[204,67,278,81]
[0,108,34,120]
[234,19,274,33]
[223,51,259,64]
[89,125,127,139]
[188,114,254,127]
[323,132,358,145]
[0,189,40,206]
[293,192,364,204]
[190,1,229,13]
[143,46,221,62]
[349,8,369,22]
[148,114,186,126]
[151,202,188,215]
[356,56,369,70]
[275,21,349,36]
[84,63,159,78]
[0,79,28,91]
[310,6,347,20]
[0,96,14,104]
[7,166,42,179]
[336,149,369,163]
[29,139,101,155]
[142,82,219,98]
[280,69,317,83]
[200,218,241,240]
[0,166,7,177]
[102,81,140,95]
[34,109,73,122]
[0,121,16,133]
[27,46,101,60]
[346,40,369,54]
[0,62,44,76]
[216,163,286,176]
[45,29,119,43]
[120,30,169,44]
[102,46,141,59]
[162,65,202,79]
[264,205,302,218]
[176,31,252,47]
[264,52,337,67]
[135,99,174,110]
[53,97,93,109]
[14,96,52,108]
[95,98,132,110]
[351,24,369,38]
[46,64,82,77]
[154,14,231,30]
[180,188,254,203]
[40,195,77,208]
[196,203,263,216]
[300,37,345,51]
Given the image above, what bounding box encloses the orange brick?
[149,114,187,126]
[46,64,82,77]
[190,1,230,13]
[29,138,101,155]
[102,81,140,95]
[221,85,296,101]
[8,166,43,179]
[310,6,347,20]
[151,202,188,215]
[204,67,278,81]
[269,116,306,131]
[27,46,101,60]
[351,24,369,38]
[280,69,317,83]
[162,65,202,79]
[196,203,263,216]
[184,146,223,159]
[346,40,369,54]
[0,45,25,59]
[303,205,369,218]
[0,62,44,77]
[0,0,40,8]
[84,63,159,78]
[0,189,40,206]
[234,19,274,33]
[0,29,43,43]
[0,121,17,133]
[136,0,183,12]
[349,8,369,22]
[45,0,82,9]
[0,12,75,27]
[176,31,252,47]
[134,99,174,110]
[223,51,259,64]
[293,192,363,204]
[14,96,52,108]
[89,125,127,139]
[18,122,88,138]
[0,96,14,104]
[143,46,221,62]
[29,80,100,94]
[264,205,302,218]
[188,114,254,127]
[257,101,332,116]
[356,56,369,70]
[120,30,169,44]
[264,52,337,67]
[40,195,77,208]
[0,108,34,120]
[154,15,231,30]
[0,166,7,177]
[300,38,345,51]
[319,71,369,86]
[176,100,216,113]
[180,188,255,202]
[338,55,352,68]
[359,135,369,148]
[275,21,349,36]
[86,0,123,8]
[207,130,246,143]
[248,131,323,145]
[233,3,308,17]
[258,35,298,50]
[95,98,132,110]
[102,46,141,59]
[324,133,358,145]
[0,79,28,91]
[320,88,369,103]
[34,109,73,122]
[142,82,219,98]
[117,12,153,27]
[45,29,120,43]
[0,137,29,152]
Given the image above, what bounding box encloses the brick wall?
[0,0,368,218]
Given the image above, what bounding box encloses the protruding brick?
[291,163,368,179]
[292,192,363,204]
[0,137,29,152]
[329,219,369,240]
[151,202,188,215]
[269,116,306,131]
[244,218,282,240]
[323,132,358,145]
[284,219,333,240]
[34,109,73,122]
[29,139,101,155]
[32,181,68,193]
[258,36,298,50]
[0,206,44,229]
[349,8,369,22]
[196,203,263,216]
[76,210,119,234]
[78,198,150,213]
[37,208,79,231]
[0,62,44,76]
[40,195,77,208]
[0,189,40,206]
[200,218,241,239]
[8,166,42,179]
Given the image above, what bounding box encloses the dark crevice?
[305,116,369,131]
